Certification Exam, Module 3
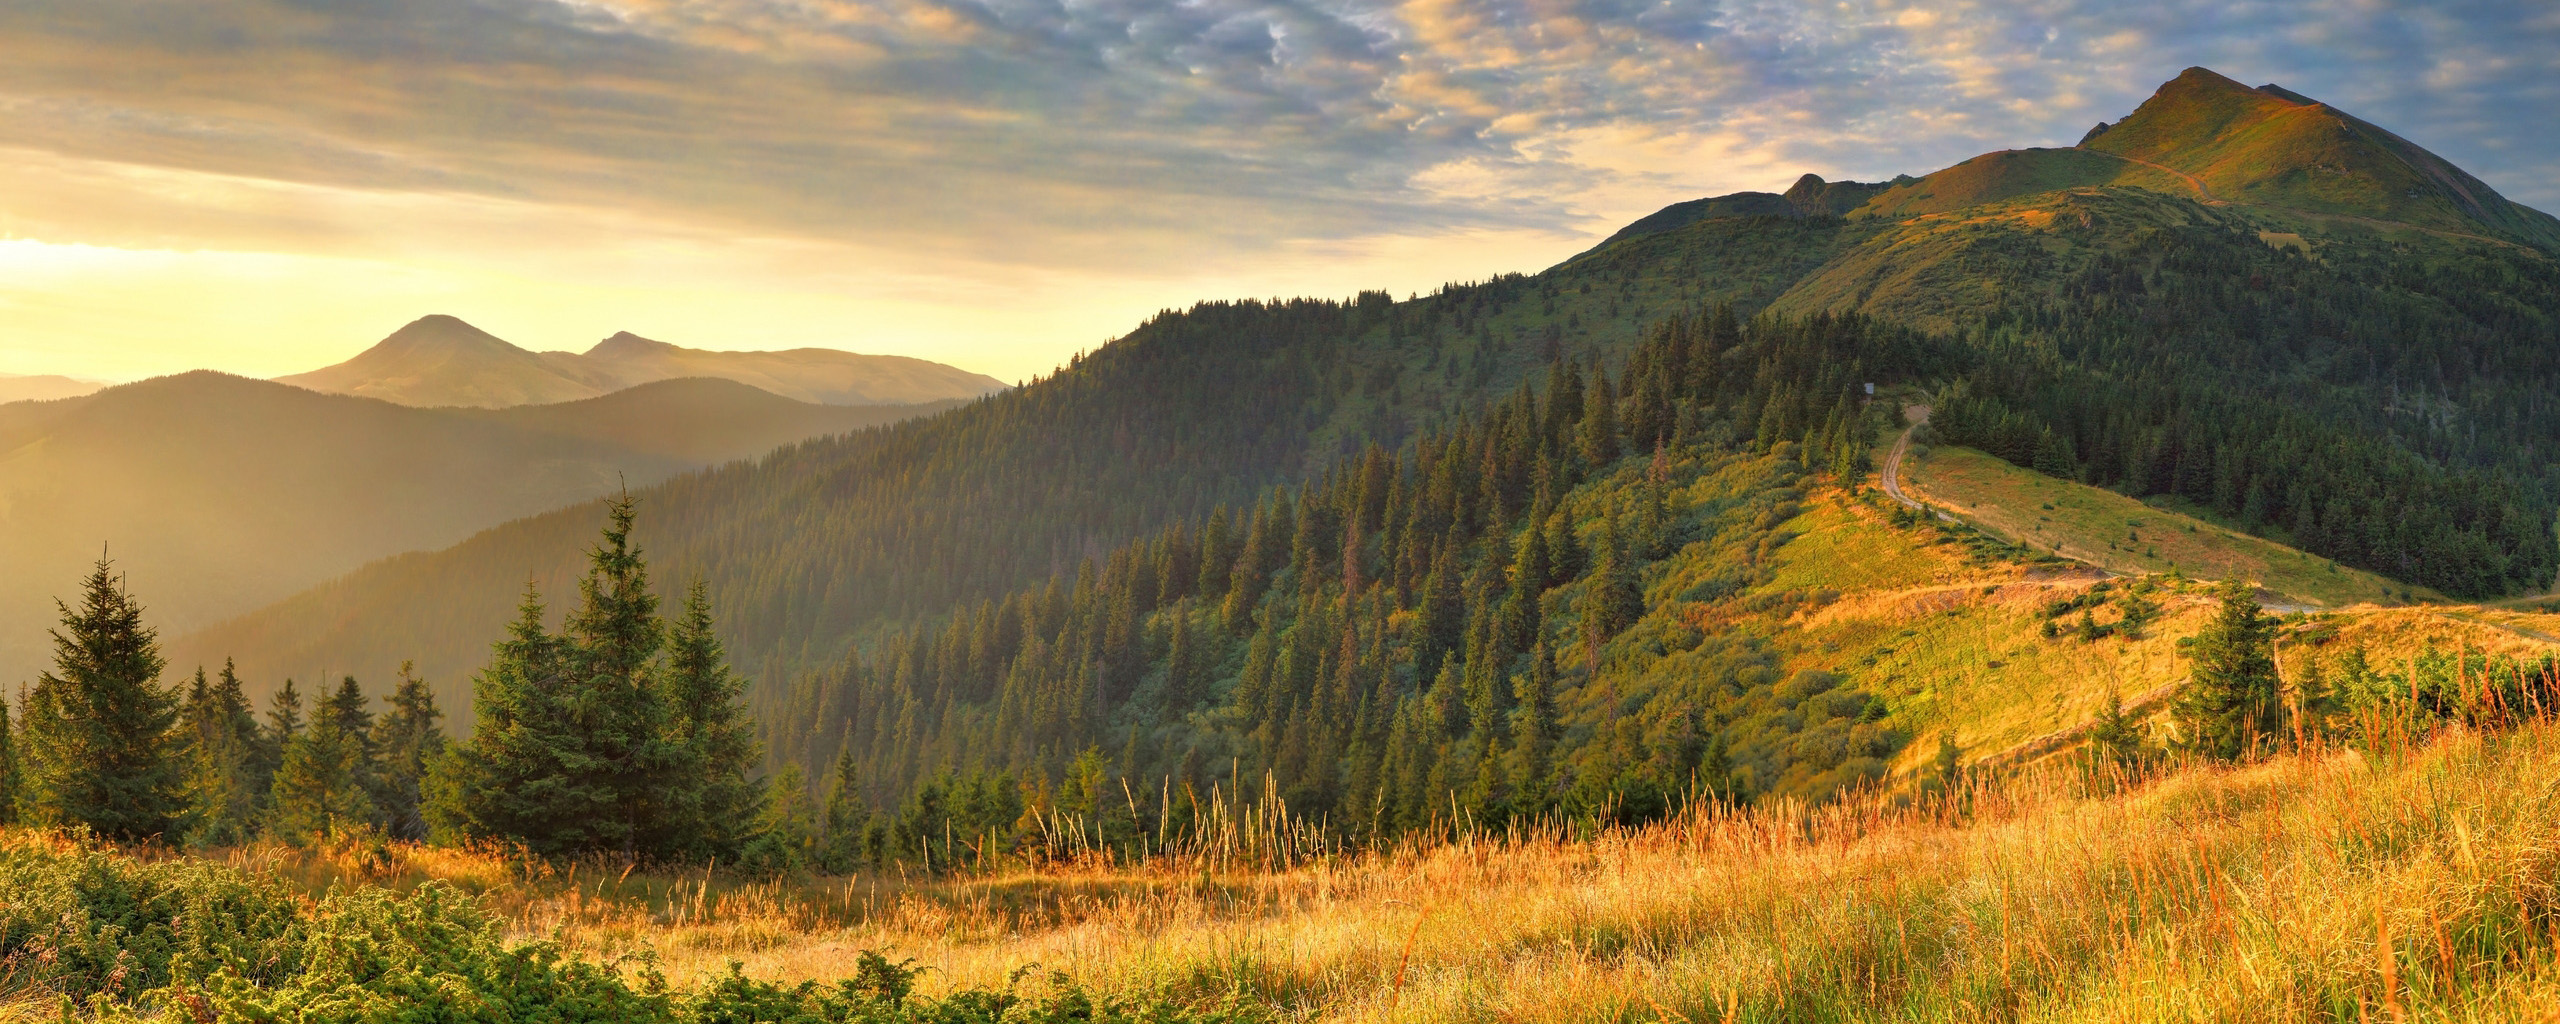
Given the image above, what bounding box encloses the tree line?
[1,499,772,869]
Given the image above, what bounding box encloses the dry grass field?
[92,708,2560,1023]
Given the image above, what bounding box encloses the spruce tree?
[560,495,676,859]
[180,662,264,845]
[257,678,303,792]
[2174,577,2283,760]
[1508,642,1558,815]
[818,744,869,874]
[20,558,188,840]
[270,706,375,843]
[427,585,572,850]
[370,662,446,842]
[746,762,816,873]
[1582,517,1644,663]
[431,498,755,862]
[661,579,762,860]
[0,699,19,826]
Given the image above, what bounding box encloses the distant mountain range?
[275,315,1009,409]
[0,372,964,684]
[0,372,105,405]
[128,65,2560,793]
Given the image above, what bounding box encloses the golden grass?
[187,719,2560,1022]
[1902,445,2424,607]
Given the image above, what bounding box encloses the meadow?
[17,708,2560,1022]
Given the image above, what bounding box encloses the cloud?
[0,0,2555,359]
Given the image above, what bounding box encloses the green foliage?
[1,831,1260,1022]
[270,701,377,843]
[431,497,762,863]
[2173,578,2285,759]
[178,661,263,846]
[662,579,767,861]
[757,313,1922,852]
[1914,201,2560,598]
[19,558,188,841]
[370,661,447,842]
[0,701,18,825]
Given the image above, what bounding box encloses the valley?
[9,62,2560,1022]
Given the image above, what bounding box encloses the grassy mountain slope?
[279,315,1005,409]
[0,373,952,687]
[2082,67,2560,249]
[1852,147,2197,219]
[1765,481,2560,774]
[1902,443,2427,607]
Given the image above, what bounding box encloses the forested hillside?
[173,68,2560,801]
[770,311,1928,843]
[172,220,1841,713]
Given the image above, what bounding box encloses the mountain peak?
[2076,67,2560,248]
[373,315,524,356]
[587,331,678,359]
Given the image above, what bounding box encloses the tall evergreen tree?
[256,678,303,793]
[180,661,264,846]
[560,495,676,859]
[270,704,375,843]
[661,579,763,859]
[370,662,446,842]
[1509,642,1559,815]
[427,585,570,850]
[818,744,869,874]
[0,699,19,826]
[20,558,187,841]
[430,499,756,862]
[1581,517,1644,664]
[2174,577,2283,760]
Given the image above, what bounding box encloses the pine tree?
[0,700,20,826]
[1508,642,1558,815]
[270,704,375,844]
[430,499,757,862]
[661,579,763,860]
[257,678,303,793]
[370,662,446,842]
[428,585,572,850]
[2086,690,2149,770]
[818,744,869,874]
[2174,577,2283,760]
[560,495,676,859]
[1582,517,1644,664]
[180,662,263,846]
[20,558,188,840]
[745,762,817,873]
[1579,370,1620,467]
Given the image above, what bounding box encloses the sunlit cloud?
[0,0,2552,380]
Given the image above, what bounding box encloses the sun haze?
[4,1,2555,380]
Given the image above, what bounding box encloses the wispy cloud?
[0,0,2553,375]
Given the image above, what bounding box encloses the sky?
[1,1,2554,384]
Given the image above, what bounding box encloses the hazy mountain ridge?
[277,315,1008,409]
[171,67,2560,730]
[0,372,107,405]
[0,372,960,685]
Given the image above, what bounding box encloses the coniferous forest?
[17,63,2560,1021]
